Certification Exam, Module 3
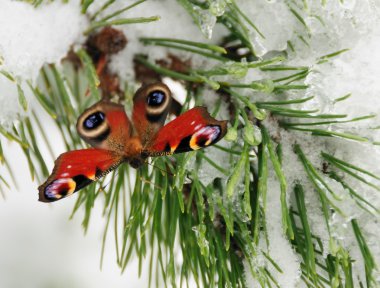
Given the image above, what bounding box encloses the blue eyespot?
[147,90,165,107]
[84,112,105,130]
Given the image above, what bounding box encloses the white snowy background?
[0,0,380,287]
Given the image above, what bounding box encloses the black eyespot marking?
[164,143,171,152]
[83,112,105,130]
[72,175,93,191]
[147,113,165,123]
[147,90,166,107]
[92,127,111,143]
[176,135,192,152]
[196,136,209,147]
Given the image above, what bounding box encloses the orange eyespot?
[190,126,221,150]
[43,178,76,201]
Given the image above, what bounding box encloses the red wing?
[132,83,172,146]
[144,107,227,156]
[38,149,123,202]
[76,101,132,154]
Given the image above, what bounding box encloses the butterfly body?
[39,83,227,202]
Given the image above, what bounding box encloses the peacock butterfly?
[38,83,227,202]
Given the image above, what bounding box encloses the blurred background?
[0,135,149,288]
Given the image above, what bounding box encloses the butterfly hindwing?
[38,149,123,202]
[145,107,227,156]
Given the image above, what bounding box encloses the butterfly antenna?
[146,160,175,177]
[139,177,164,190]
[99,170,120,192]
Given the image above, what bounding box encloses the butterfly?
[38,83,227,202]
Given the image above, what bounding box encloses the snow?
[0,1,86,80]
[0,76,20,127]
[264,172,301,287]
[98,0,229,82]
[0,0,380,287]
[0,0,87,125]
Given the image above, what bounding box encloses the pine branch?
[0,1,379,287]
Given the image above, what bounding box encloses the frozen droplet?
[225,127,238,142]
[251,108,267,121]
[250,33,268,57]
[192,224,210,258]
[224,61,248,78]
[194,7,217,39]
[250,79,275,93]
[244,122,262,146]
[209,0,227,17]
[305,16,325,34]
[340,0,356,10]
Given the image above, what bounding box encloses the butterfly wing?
[144,107,227,156]
[38,149,123,202]
[76,101,132,154]
[132,83,172,146]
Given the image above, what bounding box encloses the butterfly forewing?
[132,83,172,146]
[76,101,132,154]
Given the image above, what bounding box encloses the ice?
[304,31,380,142]
[243,122,262,146]
[293,1,380,217]
[194,7,217,39]
[209,0,227,17]
[287,1,380,63]
[192,224,210,259]
[277,49,380,283]
[236,0,297,57]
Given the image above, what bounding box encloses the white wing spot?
[67,165,72,169]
